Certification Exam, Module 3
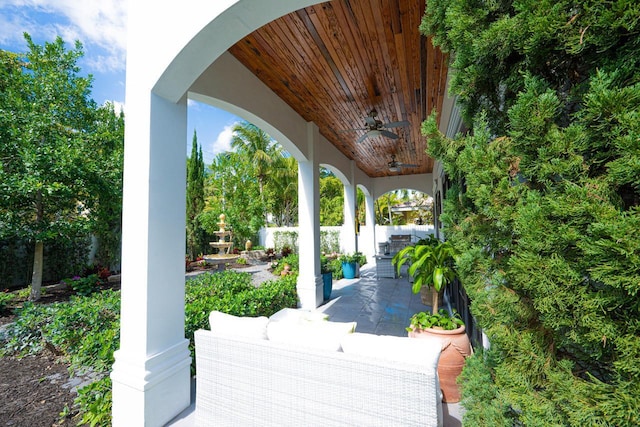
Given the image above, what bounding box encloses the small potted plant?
[354,252,367,277]
[320,255,333,300]
[338,252,359,279]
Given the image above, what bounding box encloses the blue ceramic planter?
[322,272,333,300]
[341,262,356,279]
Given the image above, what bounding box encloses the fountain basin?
[202,254,240,270]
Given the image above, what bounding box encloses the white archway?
[114,2,331,426]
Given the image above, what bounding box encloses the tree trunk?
[432,286,440,315]
[30,240,44,301]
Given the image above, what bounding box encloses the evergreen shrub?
[422,1,640,424]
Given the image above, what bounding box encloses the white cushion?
[269,307,329,323]
[209,311,269,340]
[341,332,441,365]
[267,319,356,351]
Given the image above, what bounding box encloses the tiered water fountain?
[203,213,239,269]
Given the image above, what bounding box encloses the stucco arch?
[134,0,322,103]
[320,163,350,185]
[372,174,433,198]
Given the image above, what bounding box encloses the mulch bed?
[0,262,263,426]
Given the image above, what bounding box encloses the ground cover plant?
[421,1,640,425]
[1,270,297,426]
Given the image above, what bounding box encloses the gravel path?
[186,262,276,287]
[236,262,276,287]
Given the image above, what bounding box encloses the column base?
[297,274,323,309]
[111,339,191,427]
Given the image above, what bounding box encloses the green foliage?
[422,1,640,424]
[329,258,344,280]
[320,229,340,253]
[271,253,299,276]
[186,130,206,260]
[393,241,458,313]
[184,271,297,370]
[1,290,120,372]
[267,155,298,226]
[407,309,464,332]
[337,252,360,264]
[203,145,271,246]
[230,121,282,228]
[375,191,405,225]
[0,36,124,291]
[273,230,298,253]
[74,376,112,427]
[88,103,124,269]
[63,274,101,297]
[0,291,14,312]
[1,271,297,424]
[319,173,344,225]
[320,255,332,274]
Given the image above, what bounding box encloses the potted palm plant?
[392,239,471,403]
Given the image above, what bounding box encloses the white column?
[111,93,191,427]
[343,184,357,254]
[365,192,377,257]
[342,160,357,254]
[297,122,323,309]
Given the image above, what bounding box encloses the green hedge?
[422,0,640,425]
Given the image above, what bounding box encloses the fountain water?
[203,213,240,269]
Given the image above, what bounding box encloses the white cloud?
[0,0,127,72]
[211,124,236,156]
[103,100,125,115]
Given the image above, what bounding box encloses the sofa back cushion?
[341,332,441,365]
[209,310,269,340]
[267,319,356,351]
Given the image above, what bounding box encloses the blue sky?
[0,0,241,165]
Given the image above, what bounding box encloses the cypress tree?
[186,130,205,260]
[422,1,640,425]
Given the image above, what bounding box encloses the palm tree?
[268,155,298,226]
[231,122,281,226]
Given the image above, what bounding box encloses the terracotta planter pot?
[409,325,472,403]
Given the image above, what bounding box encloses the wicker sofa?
[194,310,443,427]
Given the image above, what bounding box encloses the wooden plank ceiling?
[229,0,448,178]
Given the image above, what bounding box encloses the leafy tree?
[267,155,298,226]
[319,172,344,226]
[422,1,640,425]
[231,121,282,227]
[375,191,403,225]
[186,130,205,259]
[202,151,263,247]
[89,103,124,269]
[0,35,107,300]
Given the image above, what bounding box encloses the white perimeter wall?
[260,224,435,259]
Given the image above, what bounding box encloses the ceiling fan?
[341,109,410,143]
[387,154,418,173]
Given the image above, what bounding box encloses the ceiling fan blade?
[383,120,410,128]
[380,130,399,139]
[399,163,418,168]
[356,133,369,144]
[338,128,367,133]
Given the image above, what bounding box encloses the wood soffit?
[229,0,448,178]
